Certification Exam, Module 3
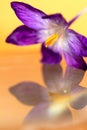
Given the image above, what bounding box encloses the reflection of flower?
[42,64,87,110]
[6,2,87,70]
[9,64,87,124]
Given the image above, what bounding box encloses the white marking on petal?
[49,35,70,54]
[38,19,65,43]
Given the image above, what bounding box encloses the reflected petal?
[42,64,62,92]
[70,86,87,109]
[42,64,85,94]
[63,66,85,90]
[9,82,48,105]
[24,102,72,123]
[24,102,50,123]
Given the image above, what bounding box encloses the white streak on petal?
[38,19,65,43]
[49,36,70,54]
[38,29,56,43]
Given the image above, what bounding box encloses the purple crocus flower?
[6,1,87,70]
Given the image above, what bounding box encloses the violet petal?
[11,2,47,30]
[43,13,67,26]
[41,44,62,64]
[67,29,87,56]
[64,51,87,70]
[6,25,40,45]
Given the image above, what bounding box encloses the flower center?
[49,92,71,103]
[45,33,59,47]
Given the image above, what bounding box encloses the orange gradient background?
[0,0,87,130]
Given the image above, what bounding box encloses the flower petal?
[57,66,85,94]
[11,2,47,30]
[6,25,41,45]
[70,86,87,109]
[24,102,72,123]
[43,13,67,27]
[64,66,85,88]
[67,29,87,56]
[41,44,62,64]
[24,102,50,123]
[9,82,48,105]
[64,51,87,70]
[42,64,63,92]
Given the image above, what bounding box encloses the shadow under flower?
[9,64,87,125]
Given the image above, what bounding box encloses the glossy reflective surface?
[0,51,87,130]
